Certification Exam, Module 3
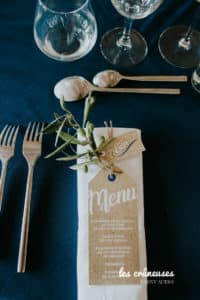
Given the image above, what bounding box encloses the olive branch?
[43,94,114,172]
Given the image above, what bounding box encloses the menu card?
[77,128,147,300]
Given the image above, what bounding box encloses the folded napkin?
[77,128,147,300]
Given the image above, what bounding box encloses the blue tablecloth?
[0,0,200,299]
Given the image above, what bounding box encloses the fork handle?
[0,161,8,211]
[17,165,34,273]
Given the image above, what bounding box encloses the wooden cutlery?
[0,125,19,211]
[17,122,44,273]
[0,122,44,273]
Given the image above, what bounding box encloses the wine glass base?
[100,27,148,68]
[159,25,200,68]
[191,71,200,94]
[191,79,200,94]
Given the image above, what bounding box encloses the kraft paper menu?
[77,128,147,300]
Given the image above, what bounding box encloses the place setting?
[1,0,200,300]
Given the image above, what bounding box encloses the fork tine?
[2,125,12,146]
[7,125,16,146]
[0,125,9,144]
[24,122,32,141]
[34,122,40,141]
[37,123,44,143]
[10,126,19,147]
[39,123,44,142]
[29,122,37,141]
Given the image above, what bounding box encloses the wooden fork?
[17,122,44,273]
[0,125,19,211]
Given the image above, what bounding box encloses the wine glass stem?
[117,18,133,49]
[185,25,193,41]
[179,1,200,50]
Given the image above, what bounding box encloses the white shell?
[54,76,89,102]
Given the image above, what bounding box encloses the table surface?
[0,0,200,299]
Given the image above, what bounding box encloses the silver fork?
[0,125,19,211]
[17,122,44,273]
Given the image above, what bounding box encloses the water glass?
[34,0,97,62]
[192,64,200,93]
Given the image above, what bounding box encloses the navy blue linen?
[0,0,200,299]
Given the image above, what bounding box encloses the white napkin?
[77,128,147,300]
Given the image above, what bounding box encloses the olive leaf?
[86,121,96,150]
[43,112,68,134]
[56,152,88,162]
[58,131,88,146]
[43,119,61,134]
[55,117,68,147]
[45,140,71,159]
[54,112,63,120]
[60,97,71,114]
[69,159,99,170]
[77,127,86,138]
[82,94,95,128]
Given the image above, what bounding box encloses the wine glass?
[191,63,200,93]
[33,0,97,62]
[101,0,163,67]
[159,0,200,68]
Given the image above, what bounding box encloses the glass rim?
[38,0,90,14]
